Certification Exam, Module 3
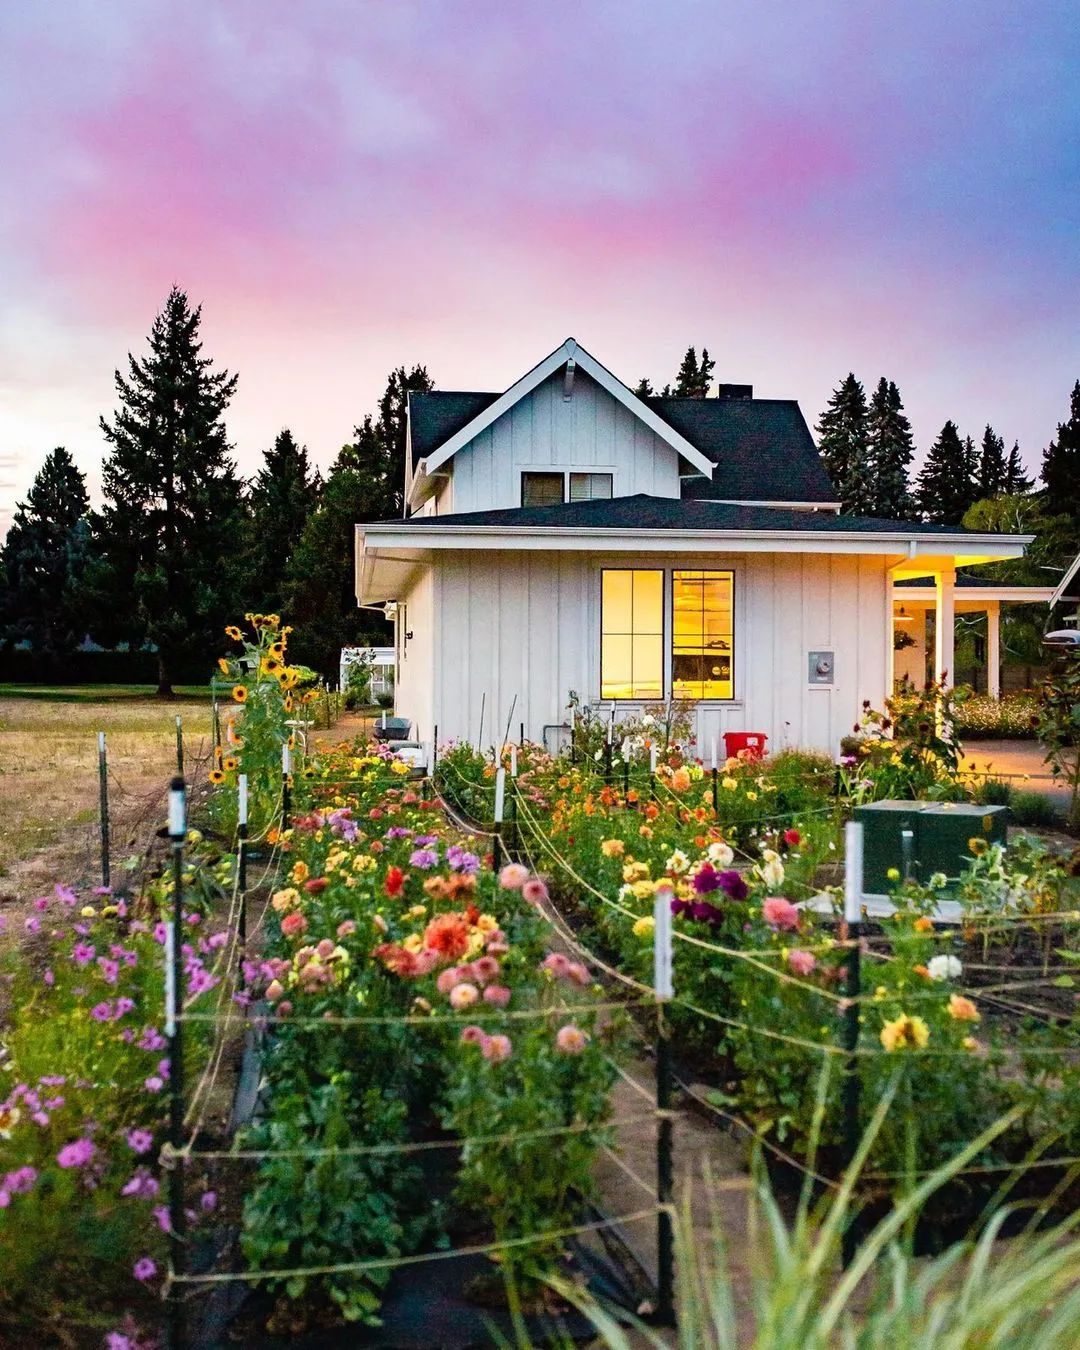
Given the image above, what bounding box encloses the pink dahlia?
[762,897,800,932]
[555,1024,589,1055]
[498,863,530,890]
[786,949,816,976]
[482,1034,512,1063]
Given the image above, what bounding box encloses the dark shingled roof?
[408,387,836,505]
[387,494,987,535]
[409,392,499,460]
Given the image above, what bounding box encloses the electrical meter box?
[916,803,1009,880]
[808,651,835,684]
[854,800,928,893]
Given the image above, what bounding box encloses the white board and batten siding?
[393,565,435,743]
[447,370,683,514]
[406,549,889,756]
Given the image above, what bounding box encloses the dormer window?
[521,472,565,507]
[521,470,613,507]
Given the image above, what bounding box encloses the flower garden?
[2,618,1080,1346]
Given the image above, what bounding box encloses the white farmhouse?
[355,340,1030,756]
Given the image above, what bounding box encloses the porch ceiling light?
[894,605,914,623]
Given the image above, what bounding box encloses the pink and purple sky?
[1,0,1077,531]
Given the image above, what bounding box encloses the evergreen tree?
[674,346,715,397]
[977,424,1008,497]
[87,287,245,695]
[0,447,90,665]
[816,373,873,513]
[281,364,435,675]
[915,421,980,524]
[243,428,320,613]
[633,377,655,398]
[1004,440,1034,494]
[1041,380,1080,526]
[865,378,916,518]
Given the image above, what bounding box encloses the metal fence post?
[281,741,292,827]
[175,714,184,777]
[165,777,187,1349]
[97,732,110,889]
[653,885,675,1325]
[842,819,864,1268]
[492,767,506,872]
[237,774,248,966]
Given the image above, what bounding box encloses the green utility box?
[854,799,1010,893]
[916,803,1010,882]
[854,800,928,894]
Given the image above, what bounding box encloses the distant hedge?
[954,690,1040,740]
[0,649,213,686]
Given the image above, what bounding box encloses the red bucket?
[722,731,768,761]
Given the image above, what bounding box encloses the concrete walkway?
[959,737,1073,810]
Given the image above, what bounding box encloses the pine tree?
[1041,380,1080,525]
[865,378,916,518]
[281,364,435,675]
[977,425,1008,498]
[88,287,245,695]
[674,346,715,397]
[633,377,655,398]
[1004,441,1034,494]
[816,374,873,513]
[243,429,319,613]
[915,421,980,524]
[0,447,90,666]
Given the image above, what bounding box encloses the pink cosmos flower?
[482,984,511,1007]
[126,1129,154,1154]
[786,949,816,977]
[556,1025,589,1055]
[449,983,480,1010]
[482,1034,512,1063]
[459,1025,486,1044]
[762,897,800,932]
[143,1076,164,1094]
[132,1257,157,1282]
[57,1138,96,1168]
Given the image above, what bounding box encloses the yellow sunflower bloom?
[217,657,230,676]
[225,626,243,642]
[232,685,248,703]
[209,768,225,785]
[222,756,238,772]
[880,1013,930,1052]
[268,642,285,662]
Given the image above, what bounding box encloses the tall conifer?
[1042,380,1080,526]
[244,429,319,613]
[866,378,915,518]
[89,287,244,694]
[0,447,90,664]
[977,425,1008,498]
[816,373,873,513]
[1004,441,1034,495]
[915,421,979,524]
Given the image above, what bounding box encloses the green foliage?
[1009,789,1061,827]
[87,286,246,694]
[1035,653,1080,830]
[1041,379,1080,533]
[343,651,373,709]
[978,423,1009,497]
[674,345,716,397]
[954,690,1040,739]
[243,429,320,616]
[915,420,979,524]
[845,679,968,800]
[865,377,915,518]
[816,373,872,514]
[0,447,90,665]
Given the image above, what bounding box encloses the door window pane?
[672,570,734,699]
[521,472,565,507]
[570,472,613,502]
[601,569,663,700]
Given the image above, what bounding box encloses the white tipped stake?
[653,886,674,1000]
[494,767,506,824]
[238,774,248,827]
[844,820,864,924]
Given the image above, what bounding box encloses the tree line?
[0,288,432,692]
[2,306,1078,694]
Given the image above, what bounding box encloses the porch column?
[986,601,1001,699]
[934,568,956,687]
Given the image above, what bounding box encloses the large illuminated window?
[601,570,663,700]
[672,570,734,699]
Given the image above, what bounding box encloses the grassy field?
[0,689,214,907]
[0,683,213,701]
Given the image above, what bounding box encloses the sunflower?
[222,755,238,772]
[217,657,230,676]
[225,626,243,642]
[267,614,281,628]
[232,685,248,703]
[284,695,294,713]
[268,641,285,662]
[209,768,225,785]
[260,657,282,677]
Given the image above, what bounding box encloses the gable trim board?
[407,339,715,509]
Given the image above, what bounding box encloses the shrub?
[1009,790,1061,828]
[955,690,1040,740]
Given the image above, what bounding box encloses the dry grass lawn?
[0,692,215,915]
